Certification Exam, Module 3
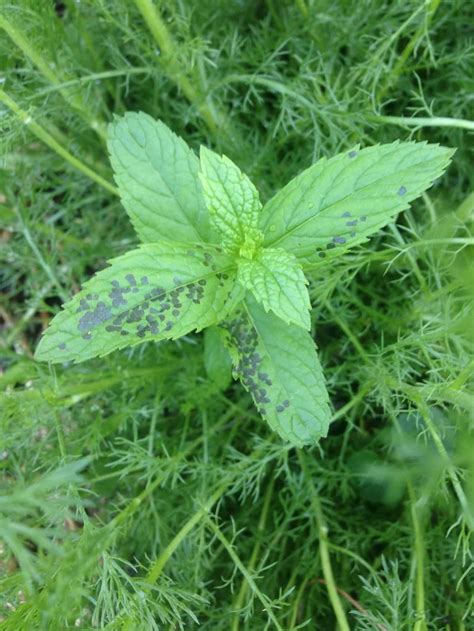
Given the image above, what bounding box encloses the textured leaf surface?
[108,112,211,243]
[238,248,310,329]
[220,296,330,446]
[260,141,454,264]
[203,326,232,390]
[35,242,236,363]
[199,146,262,251]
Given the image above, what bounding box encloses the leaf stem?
[298,450,351,631]
[0,89,118,196]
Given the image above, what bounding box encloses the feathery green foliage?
[1,0,473,628]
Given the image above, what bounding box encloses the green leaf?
[237,248,310,329]
[107,112,211,243]
[220,295,331,446]
[203,326,232,390]
[260,141,454,265]
[199,146,263,252]
[35,242,236,364]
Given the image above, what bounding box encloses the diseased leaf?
[237,248,310,329]
[108,112,211,243]
[260,141,454,265]
[199,146,263,252]
[203,326,233,390]
[220,295,330,446]
[35,242,236,364]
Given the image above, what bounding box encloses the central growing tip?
[238,229,264,260]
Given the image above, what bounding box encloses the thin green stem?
[377,0,443,101]
[16,210,69,303]
[288,576,310,629]
[408,481,427,631]
[36,67,152,95]
[295,0,309,18]
[388,224,428,294]
[416,402,473,530]
[367,114,474,131]
[298,450,351,631]
[231,477,275,630]
[134,0,228,138]
[0,13,107,140]
[111,406,240,532]
[323,299,369,363]
[0,89,118,196]
[208,517,284,631]
[146,482,229,585]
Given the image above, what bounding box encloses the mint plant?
[35,112,453,446]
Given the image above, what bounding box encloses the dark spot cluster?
[202,252,216,269]
[216,272,230,288]
[398,185,407,196]
[78,301,111,338]
[221,312,272,415]
[75,271,215,342]
[348,150,358,158]
[187,244,225,272]
[109,274,145,308]
[276,400,290,413]
[183,281,206,305]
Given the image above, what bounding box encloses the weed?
[1,1,472,628]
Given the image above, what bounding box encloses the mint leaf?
[237,248,310,329]
[260,141,454,264]
[220,295,330,446]
[203,326,232,390]
[199,146,263,252]
[108,112,211,243]
[35,242,236,363]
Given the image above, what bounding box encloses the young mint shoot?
[35,112,453,447]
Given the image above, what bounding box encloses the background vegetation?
[1,0,473,628]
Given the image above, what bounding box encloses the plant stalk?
[0,89,118,196]
[0,13,107,140]
[298,450,351,631]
